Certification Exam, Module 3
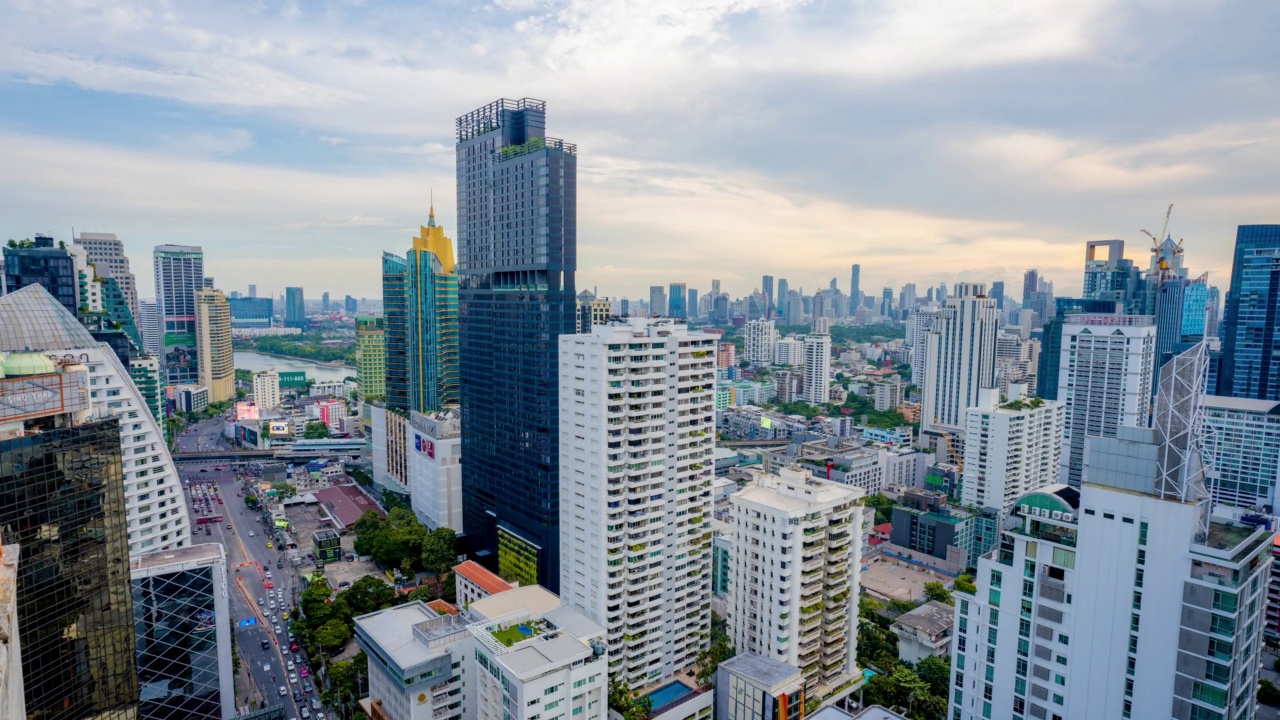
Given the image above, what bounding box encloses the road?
[177,415,231,453]
[180,444,324,719]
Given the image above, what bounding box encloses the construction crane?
[1141,204,1184,272]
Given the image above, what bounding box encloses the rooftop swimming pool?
[643,680,696,712]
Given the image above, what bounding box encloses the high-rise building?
[669,282,688,318]
[714,654,805,720]
[1056,314,1155,487]
[194,289,234,403]
[1035,298,1119,401]
[0,353,139,720]
[777,278,789,312]
[774,337,804,368]
[0,535,22,719]
[650,285,668,316]
[247,284,256,298]
[139,299,162,358]
[728,467,863,691]
[381,253,409,411]
[762,275,774,319]
[457,98,577,590]
[321,291,330,312]
[345,295,357,314]
[920,283,998,456]
[226,296,273,329]
[252,369,281,410]
[559,318,716,687]
[153,245,204,385]
[1202,395,1280,510]
[908,307,941,386]
[850,264,860,306]
[353,601,472,720]
[950,345,1269,720]
[784,292,804,327]
[130,545,233,720]
[744,319,777,366]
[74,232,139,321]
[407,409,464,532]
[718,341,738,368]
[1218,225,1280,401]
[1082,239,1139,310]
[3,235,78,315]
[801,333,831,403]
[688,287,699,320]
[990,280,1005,310]
[1021,268,1039,303]
[284,286,306,328]
[0,285,192,555]
[407,205,460,412]
[356,316,386,400]
[961,385,1064,558]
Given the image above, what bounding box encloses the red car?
[299,667,309,677]
[264,581,274,589]
[290,641,299,652]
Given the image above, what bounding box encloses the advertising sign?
[268,421,291,437]
[0,371,88,422]
[414,433,435,459]
[163,331,197,384]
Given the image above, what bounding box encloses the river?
[233,351,357,383]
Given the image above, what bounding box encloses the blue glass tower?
[1219,225,1280,400]
[381,253,409,411]
[668,282,687,318]
[456,99,577,590]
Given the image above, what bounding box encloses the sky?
[1,0,1277,302]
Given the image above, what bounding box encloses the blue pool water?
[643,681,695,710]
[518,624,533,636]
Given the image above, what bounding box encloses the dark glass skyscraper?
[382,253,409,411]
[3,235,77,314]
[284,287,306,328]
[1219,225,1280,400]
[456,98,577,590]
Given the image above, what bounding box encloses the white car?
[275,625,283,635]
[278,685,288,697]
[257,598,264,606]
[263,663,271,672]
[249,531,255,537]
[287,661,295,671]
[269,601,276,610]
[289,672,298,684]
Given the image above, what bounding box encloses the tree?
[865,494,895,525]
[608,677,654,720]
[342,575,395,616]
[1261,680,1280,707]
[923,581,953,605]
[694,612,735,684]
[421,527,458,574]
[304,422,330,439]
[915,655,951,698]
[382,489,409,512]
[300,578,335,628]
[404,584,441,605]
[271,482,298,500]
[954,575,977,595]
[315,618,353,652]
[889,599,917,614]
[244,494,259,509]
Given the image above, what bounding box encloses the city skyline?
[2,3,1277,299]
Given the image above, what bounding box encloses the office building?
[559,318,716,687]
[669,282,688,318]
[469,586,610,720]
[456,99,578,589]
[950,345,1269,720]
[357,316,387,400]
[284,287,306,329]
[369,402,410,498]
[962,385,1064,514]
[382,253,410,411]
[252,369,281,410]
[153,245,204,385]
[408,409,464,533]
[728,467,863,692]
[194,289,234,403]
[1202,396,1280,510]
[1057,314,1155,487]
[0,285,191,555]
[990,281,1005,310]
[762,275,775,319]
[175,384,210,414]
[131,544,233,720]
[321,291,330,312]
[890,487,988,569]
[74,232,139,320]
[850,264,860,307]
[354,601,472,720]
[744,319,777,366]
[247,284,256,298]
[1082,239,1139,310]
[407,205,460,412]
[226,297,273,329]
[1022,269,1039,303]
[920,283,998,457]
[714,654,805,720]
[802,333,831,404]
[777,278,789,313]
[139,299,162,358]
[1035,297,1119,401]
[0,351,139,720]
[3,235,78,314]
[1218,225,1280,400]
[0,536,22,719]
[650,285,668,317]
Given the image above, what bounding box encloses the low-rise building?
[889,488,990,570]
[714,653,805,720]
[453,561,514,609]
[175,384,210,414]
[889,600,954,663]
[354,601,471,720]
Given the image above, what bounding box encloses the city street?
[180,454,324,719]
[177,415,232,453]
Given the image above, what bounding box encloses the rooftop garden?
[490,618,549,647]
[1001,397,1047,411]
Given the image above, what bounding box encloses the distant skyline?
[1,1,1277,300]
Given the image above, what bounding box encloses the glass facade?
[382,253,409,411]
[456,99,577,590]
[0,417,138,720]
[407,219,460,412]
[284,287,306,328]
[227,297,274,329]
[4,242,78,315]
[1219,225,1280,400]
[668,282,687,318]
[133,564,223,720]
[153,245,204,386]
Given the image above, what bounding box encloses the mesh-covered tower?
[456,99,577,589]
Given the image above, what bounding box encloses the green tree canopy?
[342,576,395,616]
[923,581,953,605]
[954,575,977,595]
[421,527,458,574]
[915,655,951,698]
[304,422,330,439]
[315,618,353,651]
[271,481,298,500]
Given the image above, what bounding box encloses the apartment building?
[802,334,831,404]
[962,385,1065,515]
[745,319,778,366]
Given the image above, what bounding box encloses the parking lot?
[860,555,952,603]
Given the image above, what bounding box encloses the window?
[1209,614,1236,637]
[989,589,1001,607]
[1204,661,1230,684]
[1138,521,1148,545]
[1051,548,1075,569]
[989,608,999,626]
[1058,634,1069,645]
[1023,580,1034,599]
[1191,682,1228,708]
[1024,560,1036,578]
[1212,591,1238,613]
[1055,674,1065,686]
[991,570,1003,588]
[1015,678,1026,696]
[988,627,998,644]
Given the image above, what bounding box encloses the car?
[282,612,290,621]
[265,581,274,589]
[287,661,295,671]
[311,698,322,711]
[299,666,309,677]
[289,672,297,684]
[293,653,302,664]
[265,571,272,579]
[266,542,273,549]
[275,625,283,635]
[200,469,207,473]
[258,597,265,606]
[248,531,255,537]
[290,641,300,652]
[293,690,303,702]
[300,709,311,719]
[337,581,351,589]
[277,561,283,569]
[278,685,287,697]
[288,632,295,642]
[269,601,276,610]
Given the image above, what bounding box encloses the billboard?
[235,401,260,421]
[268,421,291,437]
[278,371,308,388]
[760,417,773,429]
[163,331,197,384]
[414,433,435,458]
[0,371,89,422]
